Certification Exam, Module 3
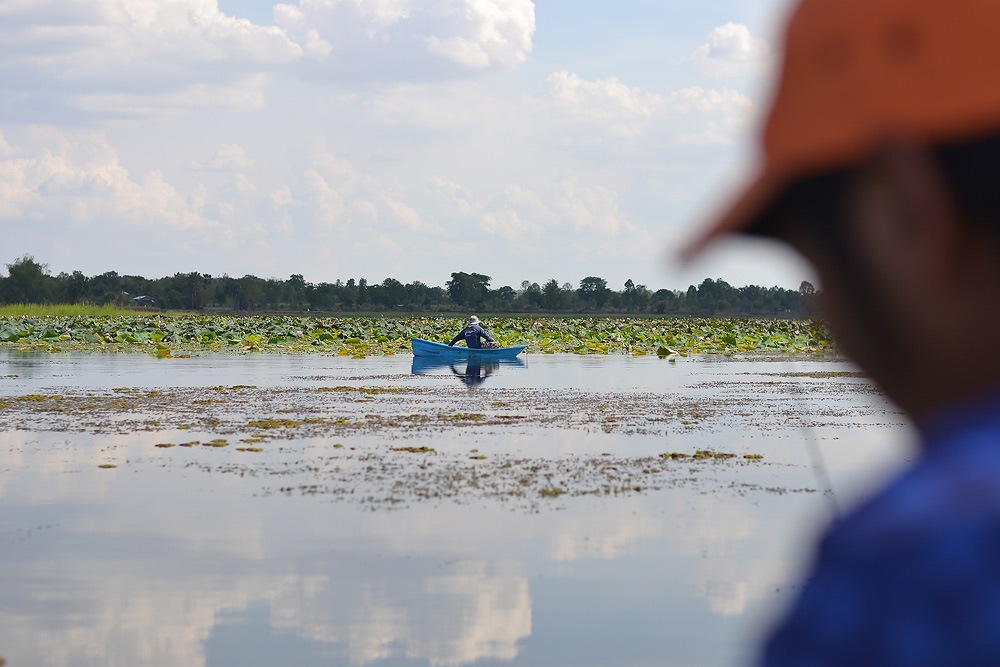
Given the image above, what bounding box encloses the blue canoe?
[411,337,526,359]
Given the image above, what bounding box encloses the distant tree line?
[0,255,818,317]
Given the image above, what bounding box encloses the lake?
[0,350,912,667]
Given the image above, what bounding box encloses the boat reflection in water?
[411,356,526,387]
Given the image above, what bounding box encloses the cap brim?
[679,167,789,264]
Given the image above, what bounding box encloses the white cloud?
[691,22,770,80]
[189,143,254,172]
[428,175,641,246]
[368,82,496,131]
[539,71,755,150]
[552,180,626,234]
[0,1,302,79]
[665,87,754,145]
[427,177,541,256]
[545,70,663,139]
[0,1,298,122]
[66,75,272,122]
[276,0,535,75]
[296,148,425,234]
[0,0,536,124]
[0,130,15,159]
[0,126,235,267]
[271,3,333,57]
[422,0,536,69]
[0,64,744,287]
[71,75,268,120]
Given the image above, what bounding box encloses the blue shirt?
[761,387,1000,667]
[449,325,494,349]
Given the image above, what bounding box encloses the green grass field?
[0,303,139,317]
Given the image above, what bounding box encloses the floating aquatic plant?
[0,314,832,356]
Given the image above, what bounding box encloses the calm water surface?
[0,351,913,667]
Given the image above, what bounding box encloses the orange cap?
[684,0,1000,259]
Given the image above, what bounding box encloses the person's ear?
[857,139,963,287]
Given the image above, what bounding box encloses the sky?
[0,0,814,293]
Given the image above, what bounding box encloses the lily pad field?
[0,313,831,356]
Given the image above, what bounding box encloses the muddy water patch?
[0,352,907,511]
[0,374,889,438]
[0,386,863,513]
[185,438,808,511]
[0,360,904,509]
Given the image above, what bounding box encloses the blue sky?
[0,0,810,292]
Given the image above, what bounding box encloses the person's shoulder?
[825,446,1000,565]
[781,458,1000,665]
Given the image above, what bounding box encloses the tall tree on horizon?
[3,255,51,304]
[446,272,491,309]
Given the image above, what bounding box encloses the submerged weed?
[247,418,305,429]
[317,386,408,395]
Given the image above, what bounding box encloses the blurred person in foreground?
[684,0,1000,664]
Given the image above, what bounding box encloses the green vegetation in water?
[0,303,140,317]
[749,371,867,379]
[245,417,351,431]
[0,314,832,356]
[662,450,762,461]
[445,413,487,422]
[317,386,409,394]
[247,418,307,430]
